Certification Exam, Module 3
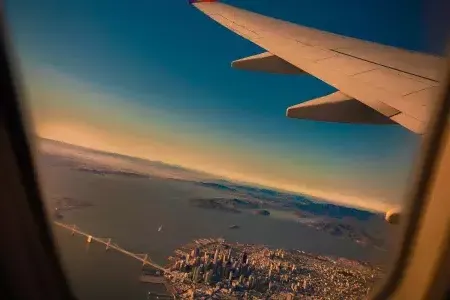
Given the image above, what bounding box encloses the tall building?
[232,260,238,269]
[229,270,234,281]
[206,261,213,271]
[200,264,206,281]
[248,275,254,289]
[253,277,259,290]
[191,267,197,281]
[216,264,223,279]
[227,248,232,261]
[212,261,218,273]
[224,265,230,280]
[241,264,248,276]
[213,247,219,263]
[242,252,248,264]
[193,267,201,283]
[205,269,213,284]
[239,274,245,284]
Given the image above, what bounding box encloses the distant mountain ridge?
[38,138,378,216]
[38,137,389,249]
[195,181,377,221]
[38,137,203,175]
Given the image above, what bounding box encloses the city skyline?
[6,0,426,211]
[164,237,381,298]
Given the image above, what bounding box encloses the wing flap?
[232,52,305,74]
[286,91,398,125]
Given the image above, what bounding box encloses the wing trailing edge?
[287,91,398,125]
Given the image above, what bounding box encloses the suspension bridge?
[53,221,169,273]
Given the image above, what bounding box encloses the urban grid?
[163,238,384,299]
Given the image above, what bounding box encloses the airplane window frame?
[0,13,77,300]
[371,57,450,300]
[0,6,449,300]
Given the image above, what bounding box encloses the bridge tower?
[142,254,148,267]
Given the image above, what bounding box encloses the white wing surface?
[191,1,445,134]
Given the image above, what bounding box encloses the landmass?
[54,197,93,212]
[75,166,150,179]
[50,197,93,220]
[165,238,384,299]
[39,138,390,249]
[40,139,391,299]
[189,197,385,248]
[254,209,270,216]
[305,221,384,248]
[189,198,242,214]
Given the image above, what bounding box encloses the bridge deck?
[54,221,168,272]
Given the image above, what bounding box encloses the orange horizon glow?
[35,126,397,213]
[26,65,403,213]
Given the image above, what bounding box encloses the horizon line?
[36,136,390,213]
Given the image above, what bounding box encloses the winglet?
[188,0,218,4]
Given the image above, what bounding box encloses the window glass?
[5,0,444,299]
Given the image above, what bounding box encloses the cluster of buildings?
[169,243,258,290]
[164,239,383,299]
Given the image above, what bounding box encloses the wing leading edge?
[191,1,445,134]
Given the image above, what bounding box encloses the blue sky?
[5,0,436,211]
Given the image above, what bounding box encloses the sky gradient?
[5,0,436,211]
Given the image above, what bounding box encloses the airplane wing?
[190,0,445,134]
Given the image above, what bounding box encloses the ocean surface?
[37,144,395,300]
